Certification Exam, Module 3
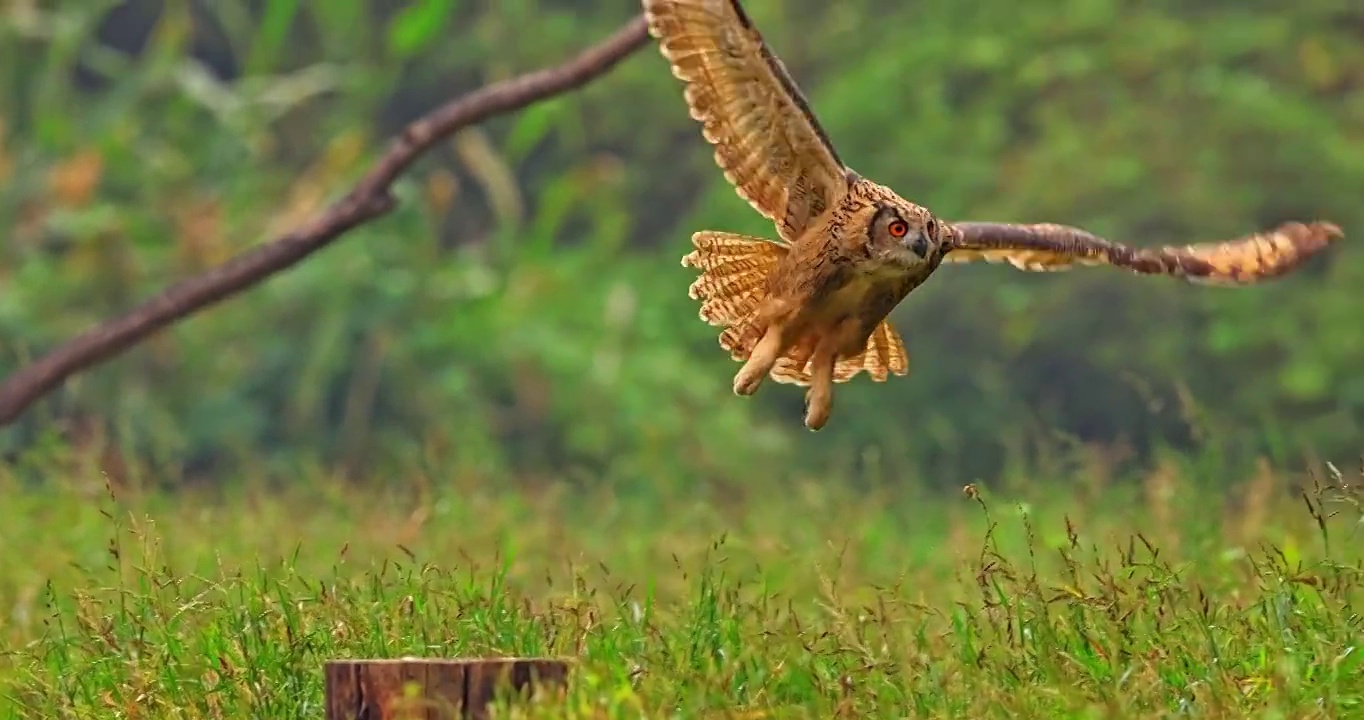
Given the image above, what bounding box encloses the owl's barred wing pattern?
[643,0,850,243]
[770,321,909,386]
[872,322,910,380]
[683,230,784,362]
[944,221,1342,284]
[682,230,787,326]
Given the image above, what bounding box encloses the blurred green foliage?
[1,0,1360,487]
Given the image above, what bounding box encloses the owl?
[642,0,1343,431]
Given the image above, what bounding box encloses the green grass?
[1,452,1361,718]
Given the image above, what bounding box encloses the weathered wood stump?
[323,657,572,720]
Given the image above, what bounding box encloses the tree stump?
[323,657,572,720]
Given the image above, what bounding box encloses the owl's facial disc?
[867,204,938,269]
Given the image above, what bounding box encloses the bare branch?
[0,15,650,428]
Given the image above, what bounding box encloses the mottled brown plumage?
[942,221,1341,284]
[646,0,1344,430]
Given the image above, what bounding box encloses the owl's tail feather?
[681,230,787,361]
[769,321,909,386]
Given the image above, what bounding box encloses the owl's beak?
[909,232,930,259]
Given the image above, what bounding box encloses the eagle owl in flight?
[642,0,1343,431]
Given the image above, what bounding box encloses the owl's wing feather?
[943,221,1342,284]
[683,230,788,327]
[644,0,850,243]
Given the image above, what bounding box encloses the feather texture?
[945,221,1342,284]
[643,0,849,243]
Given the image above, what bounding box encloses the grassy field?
[1,450,1361,719]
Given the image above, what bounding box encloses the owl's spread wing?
[643,0,850,243]
[943,221,1342,284]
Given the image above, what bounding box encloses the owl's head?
[862,200,949,271]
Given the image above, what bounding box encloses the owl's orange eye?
[888,220,909,237]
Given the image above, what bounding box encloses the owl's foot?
[803,347,836,431]
[732,367,765,396]
[733,325,783,396]
[804,391,832,430]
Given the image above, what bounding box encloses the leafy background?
[2,0,1361,490]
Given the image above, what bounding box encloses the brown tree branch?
[0,15,650,428]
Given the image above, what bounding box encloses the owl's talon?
[796,362,829,430]
[803,392,831,431]
[733,324,783,396]
[732,369,764,396]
